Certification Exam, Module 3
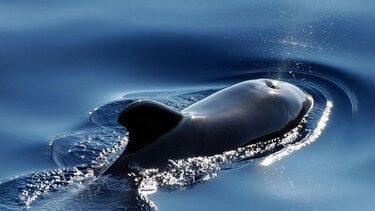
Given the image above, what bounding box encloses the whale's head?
[240,78,313,122]
[181,78,313,124]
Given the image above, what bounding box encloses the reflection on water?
[1,0,375,210]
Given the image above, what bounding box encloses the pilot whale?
[103,79,313,175]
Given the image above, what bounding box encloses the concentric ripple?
[0,64,357,210]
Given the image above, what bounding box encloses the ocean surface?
[0,0,375,210]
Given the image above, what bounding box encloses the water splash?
[261,100,332,166]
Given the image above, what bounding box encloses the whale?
[103,79,313,175]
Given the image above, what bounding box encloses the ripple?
[1,63,356,210]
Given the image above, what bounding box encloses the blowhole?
[265,80,280,89]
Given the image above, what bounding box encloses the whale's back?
[103,79,313,175]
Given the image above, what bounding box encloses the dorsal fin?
[118,100,183,155]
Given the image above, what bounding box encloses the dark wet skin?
[103,79,313,175]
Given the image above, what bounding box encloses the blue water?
[1,0,375,210]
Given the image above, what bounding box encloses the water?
[0,0,374,210]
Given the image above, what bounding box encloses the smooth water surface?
[0,0,375,210]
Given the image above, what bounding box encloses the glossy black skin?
[103,79,313,175]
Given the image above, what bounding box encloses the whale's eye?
[265,80,280,89]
